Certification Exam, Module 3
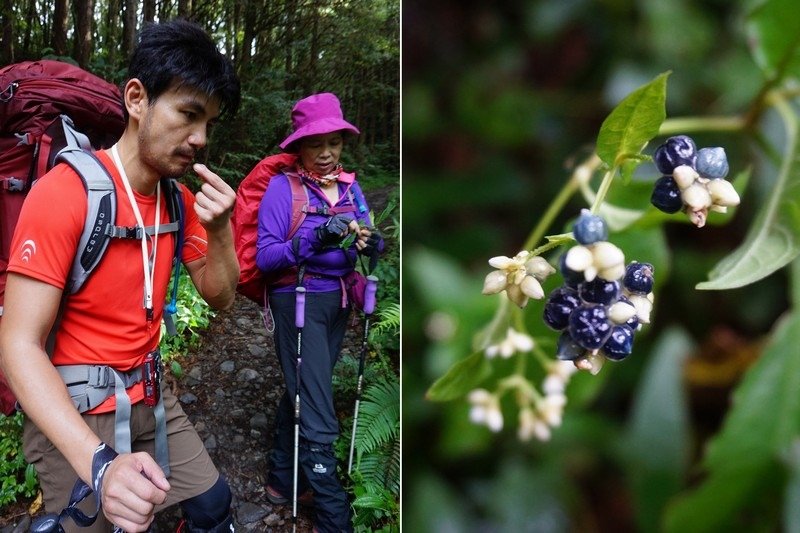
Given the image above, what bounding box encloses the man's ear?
[124,79,148,120]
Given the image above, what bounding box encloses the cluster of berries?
[650,135,740,227]
[543,211,654,374]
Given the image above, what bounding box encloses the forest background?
[0,0,399,529]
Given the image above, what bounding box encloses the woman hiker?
[254,92,383,533]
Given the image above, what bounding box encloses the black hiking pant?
[267,289,353,533]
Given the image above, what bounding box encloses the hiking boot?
[265,484,314,507]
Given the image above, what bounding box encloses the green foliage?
[349,374,400,531]
[159,269,216,371]
[0,412,38,506]
[596,71,669,169]
[664,312,800,532]
[404,0,800,531]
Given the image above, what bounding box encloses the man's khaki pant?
[24,386,218,533]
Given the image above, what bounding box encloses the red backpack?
[232,154,359,306]
[232,153,305,304]
[0,61,127,415]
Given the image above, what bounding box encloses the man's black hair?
[126,19,240,119]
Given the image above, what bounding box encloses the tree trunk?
[104,0,119,66]
[177,0,190,18]
[72,0,93,68]
[283,0,296,90]
[122,0,137,61]
[0,0,13,65]
[143,0,155,22]
[21,0,36,57]
[51,0,69,56]
[303,0,320,95]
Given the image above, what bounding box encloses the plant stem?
[589,166,618,214]
[522,155,601,251]
[659,116,746,136]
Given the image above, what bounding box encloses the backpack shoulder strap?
[287,173,309,238]
[55,146,116,295]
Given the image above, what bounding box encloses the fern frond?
[354,375,399,456]
[370,302,400,338]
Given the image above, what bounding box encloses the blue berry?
[556,332,584,361]
[572,210,608,245]
[623,262,654,294]
[651,176,683,214]
[543,287,581,331]
[568,304,613,350]
[654,135,697,174]
[602,325,635,361]
[578,278,620,305]
[559,253,583,289]
[695,147,729,180]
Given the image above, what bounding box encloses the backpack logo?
[313,463,327,473]
[20,239,36,262]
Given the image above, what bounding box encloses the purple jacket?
[255,171,380,293]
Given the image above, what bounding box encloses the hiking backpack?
[231,153,361,306]
[0,60,185,416]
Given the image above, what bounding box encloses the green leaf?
[785,448,800,533]
[746,0,800,83]
[625,328,693,533]
[664,312,800,532]
[596,72,670,168]
[697,99,800,290]
[426,350,491,402]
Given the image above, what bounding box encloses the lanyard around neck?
[110,145,160,321]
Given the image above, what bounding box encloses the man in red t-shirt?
[0,20,241,533]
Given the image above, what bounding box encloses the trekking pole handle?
[364,275,379,315]
[295,287,306,328]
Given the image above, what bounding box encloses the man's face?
[298,132,344,175]
[138,84,221,179]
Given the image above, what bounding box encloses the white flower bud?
[505,284,529,308]
[533,420,552,441]
[508,328,535,353]
[628,293,653,324]
[551,360,579,380]
[565,245,593,272]
[672,164,699,190]
[482,270,508,295]
[583,266,598,282]
[706,178,740,207]
[518,407,537,441]
[469,404,487,424]
[468,388,493,404]
[598,263,626,282]
[608,299,637,324]
[542,374,565,395]
[520,275,544,300]
[710,205,728,214]
[681,183,712,210]
[525,256,556,280]
[592,241,625,270]
[486,405,504,432]
[488,255,515,270]
[540,394,567,427]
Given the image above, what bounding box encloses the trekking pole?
[348,274,379,474]
[292,283,306,533]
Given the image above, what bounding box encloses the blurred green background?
[402,0,792,531]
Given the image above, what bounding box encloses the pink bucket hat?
[279,92,360,151]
